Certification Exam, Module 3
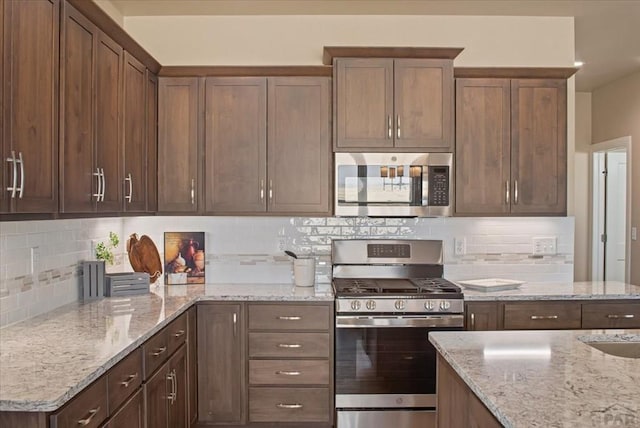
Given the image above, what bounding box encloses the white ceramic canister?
[293,257,316,287]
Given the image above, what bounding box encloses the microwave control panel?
[428,166,450,206]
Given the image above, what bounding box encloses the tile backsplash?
[1,215,574,327]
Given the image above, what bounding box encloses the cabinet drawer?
[50,377,107,428]
[249,304,330,331]
[249,332,330,358]
[108,348,143,413]
[582,303,640,329]
[503,302,581,330]
[249,360,330,385]
[167,311,188,355]
[144,329,169,379]
[249,387,330,422]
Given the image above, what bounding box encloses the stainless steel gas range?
[332,239,464,428]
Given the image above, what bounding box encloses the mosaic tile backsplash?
[1,216,574,327]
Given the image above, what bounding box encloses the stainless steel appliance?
[332,239,463,428]
[334,152,452,217]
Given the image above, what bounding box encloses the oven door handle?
[336,315,464,328]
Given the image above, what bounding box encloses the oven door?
[335,314,463,424]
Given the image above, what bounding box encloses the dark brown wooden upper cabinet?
[123,52,147,212]
[158,77,201,213]
[60,3,125,214]
[511,79,567,215]
[455,77,567,216]
[267,77,331,214]
[2,0,59,213]
[146,71,158,212]
[335,58,453,152]
[204,77,267,214]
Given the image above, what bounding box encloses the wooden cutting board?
[127,234,163,283]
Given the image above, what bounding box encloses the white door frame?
[590,136,632,282]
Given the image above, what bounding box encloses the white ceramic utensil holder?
[293,257,315,287]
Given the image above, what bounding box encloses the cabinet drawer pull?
[530,315,558,320]
[276,403,303,409]
[93,168,102,201]
[166,370,177,404]
[190,178,195,205]
[77,407,100,426]
[277,316,301,321]
[16,152,24,199]
[470,313,475,330]
[6,151,17,198]
[387,115,392,139]
[120,373,138,388]
[276,370,301,376]
[151,346,167,356]
[505,180,510,205]
[607,314,635,319]
[396,115,401,139]
[172,329,186,338]
[514,179,519,205]
[278,343,302,349]
[99,168,105,202]
[125,173,133,203]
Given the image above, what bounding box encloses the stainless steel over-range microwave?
[334,152,453,217]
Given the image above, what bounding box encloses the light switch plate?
[454,237,466,256]
[532,237,557,255]
[632,227,638,241]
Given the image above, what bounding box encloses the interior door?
[605,151,627,281]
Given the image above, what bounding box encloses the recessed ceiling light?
[574,61,584,67]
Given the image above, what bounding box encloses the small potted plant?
[95,232,120,265]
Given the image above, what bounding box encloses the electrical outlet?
[532,237,557,255]
[454,237,466,256]
[30,246,40,274]
[278,237,286,251]
[632,227,638,241]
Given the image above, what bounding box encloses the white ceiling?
[109,0,640,91]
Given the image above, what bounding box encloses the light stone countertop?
[429,329,640,427]
[461,280,640,301]
[0,282,333,412]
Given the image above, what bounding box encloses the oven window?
[335,327,461,395]
[336,164,424,206]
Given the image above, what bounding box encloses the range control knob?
[424,300,435,311]
[394,300,406,311]
[439,301,451,311]
[350,300,361,311]
[366,300,377,311]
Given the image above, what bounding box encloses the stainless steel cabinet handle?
[100,168,106,202]
[166,371,176,404]
[470,313,475,330]
[190,178,195,205]
[397,115,401,139]
[514,179,519,205]
[93,168,102,201]
[530,315,558,320]
[387,115,392,139]
[505,180,510,205]
[151,346,167,356]
[276,370,301,376]
[120,373,138,388]
[173,329,186,338]
[233,312,237,337]
[6,151,17,198]
[16,152,24,199]
[125,173,133,203]
[607,314,635,319]
[278,343,301,348]
[276,403,303,409]
[260,179,264,201]
[277,316,301,321]
[269,179,273,202]
[77,407,100,426]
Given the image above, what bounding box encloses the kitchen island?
[429,329,640,427]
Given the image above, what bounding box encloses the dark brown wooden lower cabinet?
[187,307,198,426]
[465,302,500,330]
[105,388,144,428]
[146,344,188,428]
[436,354,502,428]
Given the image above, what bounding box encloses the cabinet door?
[59,2,96,214]
[197,303,245,424]
[145,360,169,428]
[146,71,158,212]
[465,302,500,331]
[168,345,188,428]
[106,388,144,428]
[123,52,147,212]
[187,307,198,425]
[3,0,59,213]
[158,77,200,212]
[205,77,266,213]
[455,78,511,215]
[95,31,123,213]
[335,58,393,149]
[511,79,567,215]
[394,59,453,150]
[267,77,330,214]
[0,0,6,213]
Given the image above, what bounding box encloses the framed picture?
[164,232,205,285]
